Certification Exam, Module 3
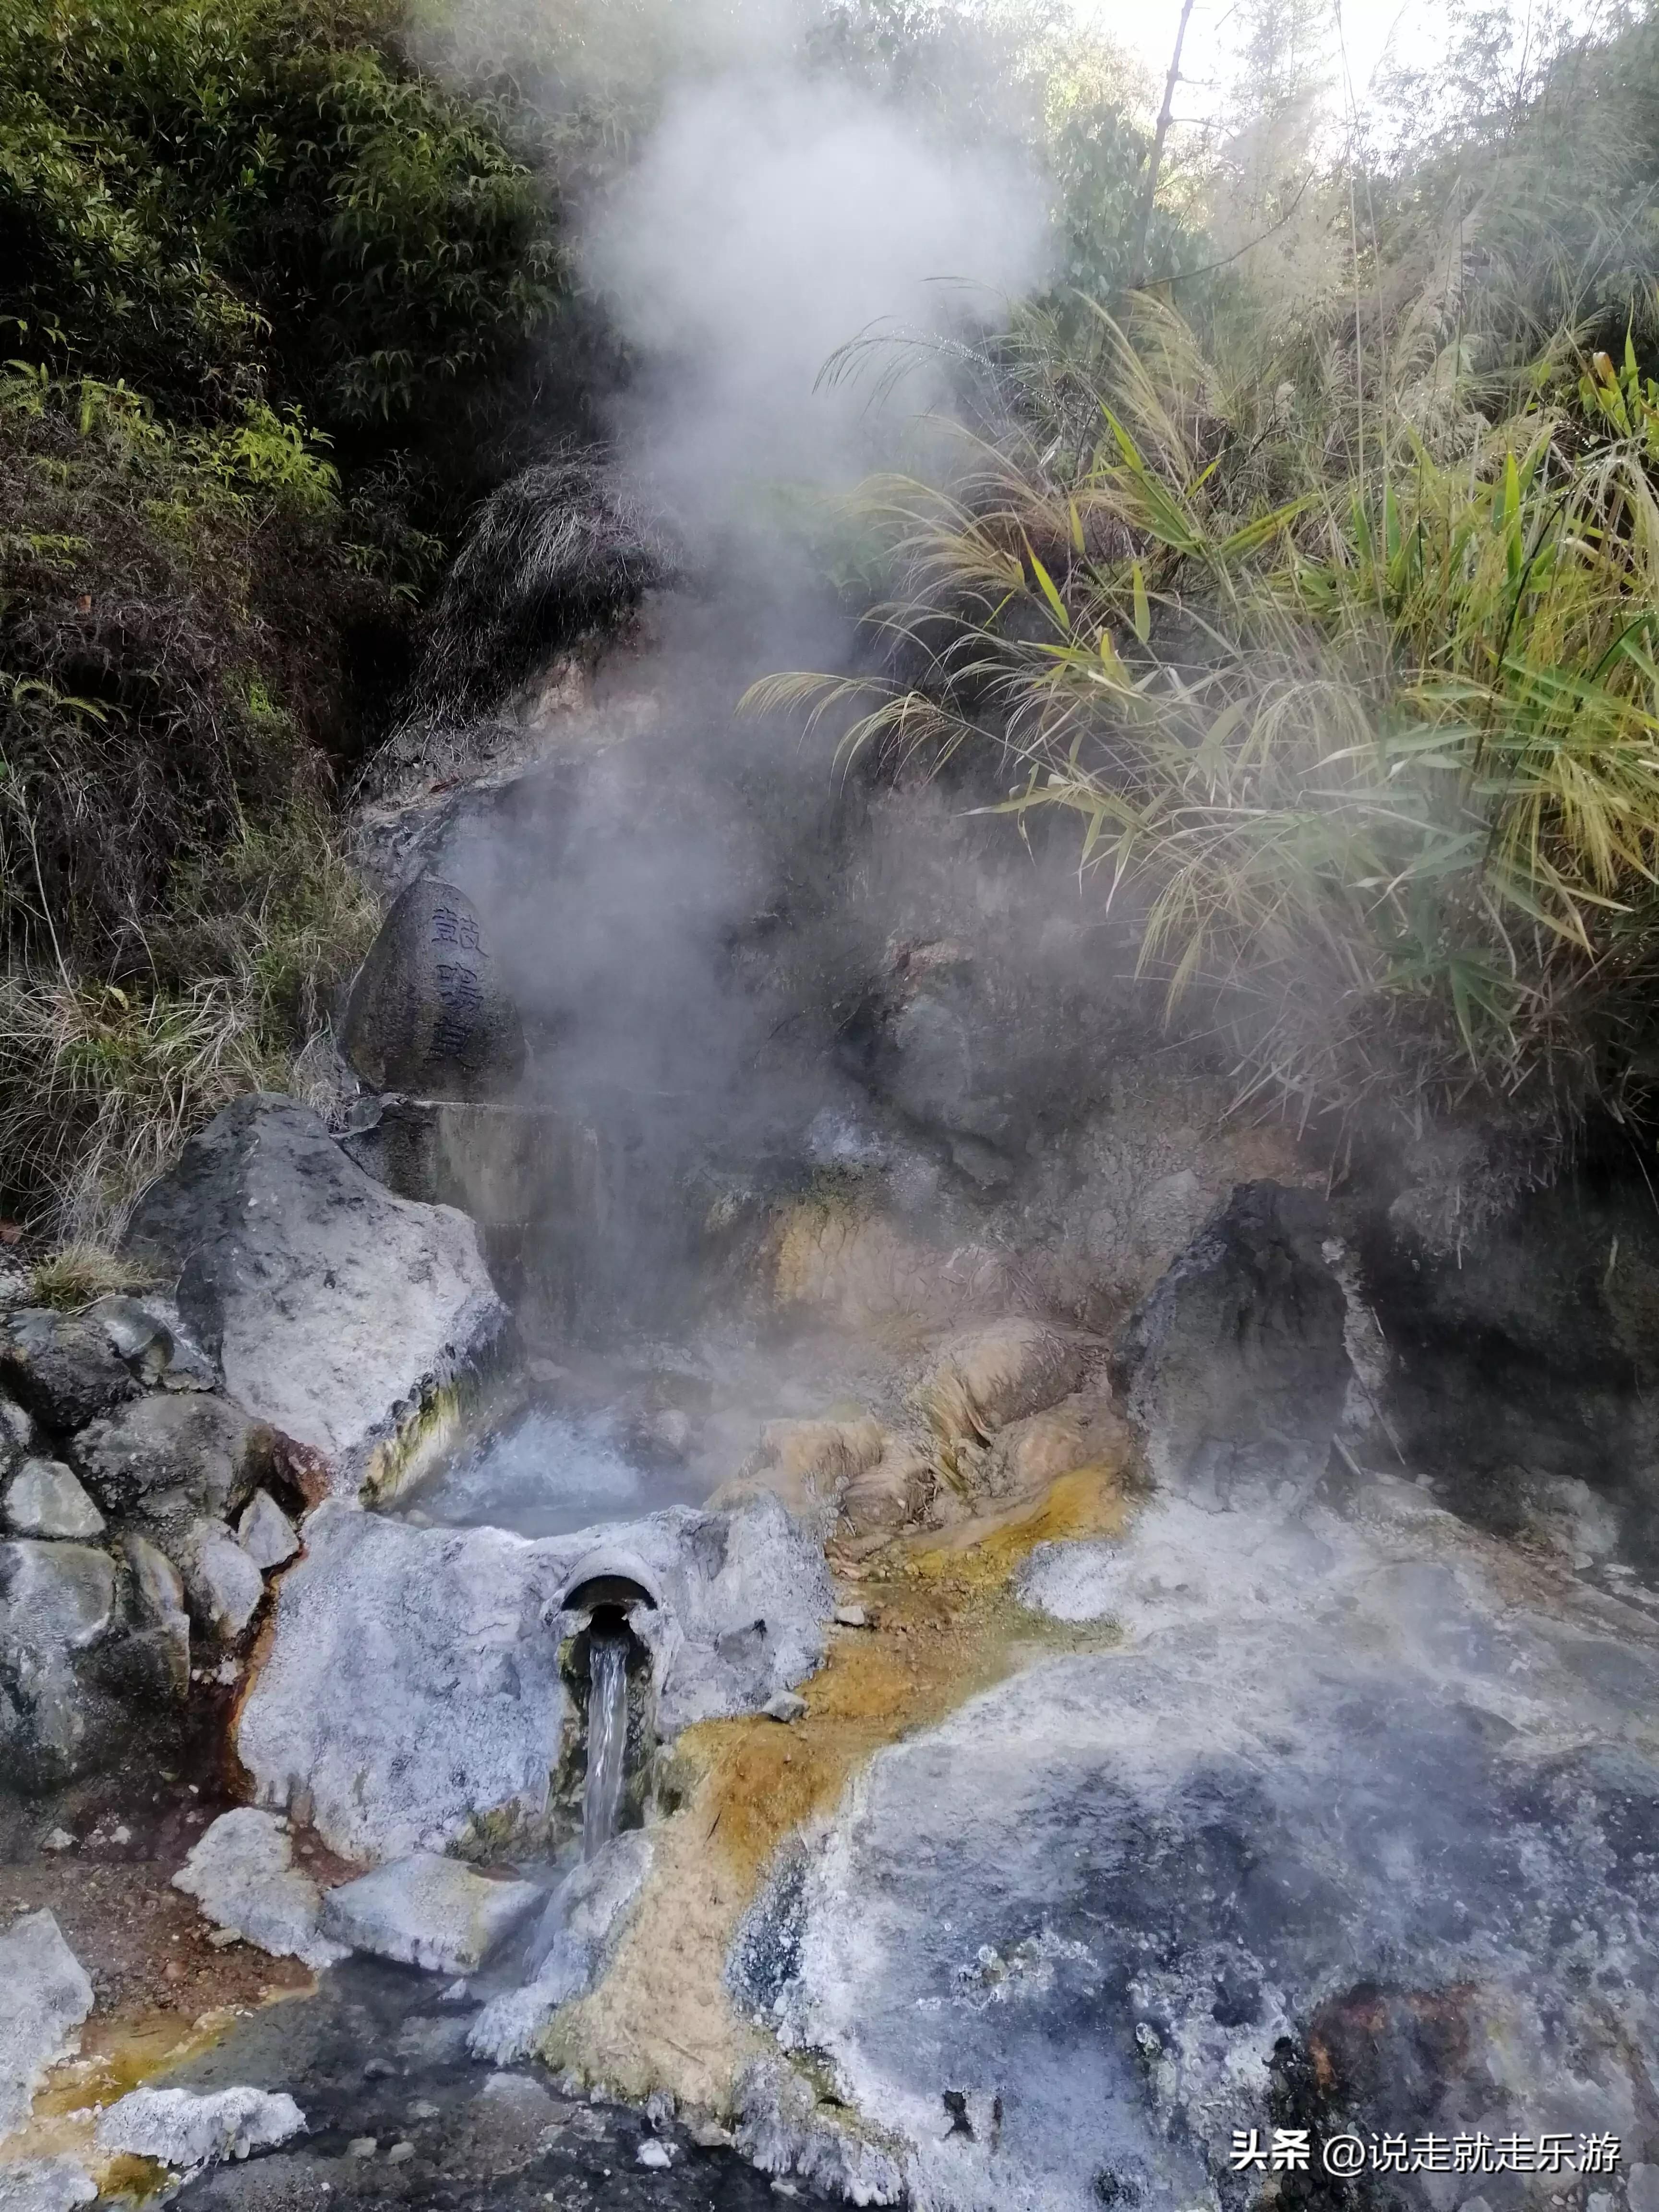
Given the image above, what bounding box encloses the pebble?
[408,2101,439,2121]
[205,1929,241,1949]
[41,1828,74,1852]
[762,1691,807,1724]
[346,2138,377,2160]
[386,2142,415,2164]
[636,2140,672,2170]
[834,1604,868,1628]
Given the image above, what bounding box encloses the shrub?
[0,367,378,1236]
[0,0,567,461]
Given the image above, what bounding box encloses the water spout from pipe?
[583,1629,630,1859]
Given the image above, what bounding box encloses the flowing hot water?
[583,1632,630,1858]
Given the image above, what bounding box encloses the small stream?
[164,1956,837,2212]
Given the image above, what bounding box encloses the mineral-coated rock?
[745,1479,1659,2211]
[124,1095,507,1491]
[467,1830,653,2063]
[0,1311,135,1431]
[339,877,525,1101]
[319,1855,541,1976]
[0,1461,103,1540]
[180,1521,264,1641]
[95,2085,305,2170]
[237,1491,833,1862]
[740,1418,885,1532]
[171,1809,346,1971]
[0,2156,96,2212]
[0,1911,94,2140]
[72,1392,260,1528]
[0,1544,113,1650]
[916,1319,1090,1443]
[1111,1179,1349,1507]
[235,1490,298,1571]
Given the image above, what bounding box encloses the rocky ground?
[9,629,1659,2212]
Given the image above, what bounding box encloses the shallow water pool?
[395,1401,714,1539]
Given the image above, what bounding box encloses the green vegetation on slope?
[755,2,1659,1171]
[0,0,575,1236]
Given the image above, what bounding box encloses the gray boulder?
[0,1543,113,1649]
[71,1391,261,1534]
[1,1461,103,1540]
[0,1544,120,1790]
[319,1854,541,1976]
[124,1534,189,1695]
[180,1520,264,1642]
[746,1480,1659,2211]
[0,1311,135,1432]
[125,1095,507,1494]
[0,1911,94,2140]
[339,878,525,1102]
[96,2085,304,2171]
[235,1491,297,1572]
[236,1491,832,1862]
[84,1295,174,1382]
[1111,1179,1349,1507]
[0,1396,35,1472]
[171,1809,346,1972]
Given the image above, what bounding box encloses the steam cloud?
[418,0,1055,1331]
[587,64,1046,517]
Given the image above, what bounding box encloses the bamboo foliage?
[750,302,1659,1133]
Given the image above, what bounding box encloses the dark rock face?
[1111,1181,1350,1506]
[0,1309,138,1430]
[1354,1161,1659,1572]
[339,878,525,1102]
[0,1539,123,1791]
[73,1394,263,1530]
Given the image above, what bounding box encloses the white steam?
[586,67,1047,517]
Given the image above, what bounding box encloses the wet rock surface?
[125,1094,507,1490]
[468,1835,654,2067]
[159,1959,840,2212]
[745,1478,1659,2211]
[1112,1179,1349,1507]
[237,1491,833,1862]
